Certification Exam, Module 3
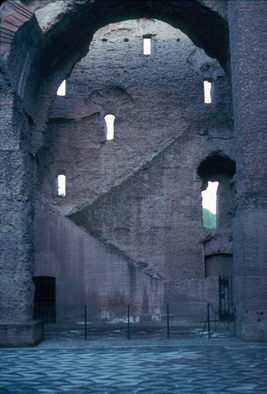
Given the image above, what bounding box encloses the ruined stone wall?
[0,77,35,324]
[35,19,235,324]
[1,0,266,341]
[228,1,267,340]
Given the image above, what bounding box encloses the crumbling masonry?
[0,0,266,345]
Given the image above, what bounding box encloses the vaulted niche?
[198,154,236,230]
[205,254,233,277]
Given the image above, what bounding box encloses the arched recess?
[198,153,236,179]
[205,253,233,277]
[198,153,236,229]
[198,153,236,290]
[2,0,230,151]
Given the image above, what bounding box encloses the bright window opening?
[143,37,151,55]
[201,181,218,228]
[57,174,66,197]
[204,80,212,104]
[105,114,115,140]
[57,80,66,96]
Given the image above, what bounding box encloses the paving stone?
[0,335,267,393]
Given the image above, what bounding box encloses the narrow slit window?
[104,114,115,140]
[57,174,66,197]
[143,37,151,55]
[204,80,212,104]
[201,181,218,228]
[57,80,66,96]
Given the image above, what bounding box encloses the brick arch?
[1,1,229,125]
[197,152,236,180]
[32,0,229,72]
[0,2,231,343]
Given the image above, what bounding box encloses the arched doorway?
[33,276,56,323]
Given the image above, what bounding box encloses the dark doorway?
[33,276,56,323]
[219,276,234,321]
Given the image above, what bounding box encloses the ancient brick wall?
[34,19,235,324]
[228,1,267,340]
[1,0,266,342]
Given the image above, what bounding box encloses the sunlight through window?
[204,80,212,104]
[143,37,151,55]
[105,114,115,140]
[57,80,66,96]
[201,181,218,228]
[57,174,66,197]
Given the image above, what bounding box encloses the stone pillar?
[217,177,234,230]
[0,86,43,346]
[228,1,267,340]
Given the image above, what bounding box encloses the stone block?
[0,321,44,347]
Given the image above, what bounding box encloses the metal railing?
[200,302,235,338]
[83,303,172,341]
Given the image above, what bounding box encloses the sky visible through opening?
[57,80,66,96]
[204,80,211,104]
[57,175,66,197]
[105,114,115,140]
[58,176,218,213]
[143,38,151,55]
[202,181,218,214]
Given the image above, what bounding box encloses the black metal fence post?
[167,304,170,339]
[127,304,130,340]
[84,304,87,340]
[207,302,211,338]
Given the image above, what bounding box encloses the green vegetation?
[203,208,216,229]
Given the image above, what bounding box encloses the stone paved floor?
[1,330,267,393]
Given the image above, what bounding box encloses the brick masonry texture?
[0,0,266,344]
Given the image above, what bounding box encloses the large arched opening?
[4,0,229,136]
[0,0,233,343]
